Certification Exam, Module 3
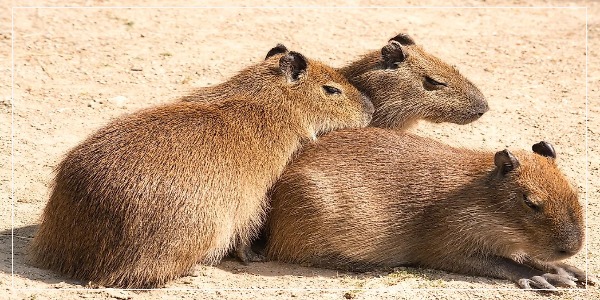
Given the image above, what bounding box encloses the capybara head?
[491,141,584,262]
[264,46,374,137]
[344,33,488,129]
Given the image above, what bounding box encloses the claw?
[518,278,533,289]
[530,275,557,290]
[518,277,558,291]
[520,260,590,290]
[554,268,577,281]
[583,275,597,286]
[542,273,577,288]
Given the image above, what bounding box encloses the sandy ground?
[1,0,599,299]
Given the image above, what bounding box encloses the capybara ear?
[381,40,407,69]
[279,51,307,82]
[266,44,289,60]
[494,149,520,175]
[532,141,556,159]
[389,33,415,46]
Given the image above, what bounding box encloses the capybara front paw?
[518,273,579,290]
[235,245,265,265]
[552,263,595,287]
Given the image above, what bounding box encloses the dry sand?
[1,0,599,299]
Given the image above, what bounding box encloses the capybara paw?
[518,273,579,290]
[587,275,597,286]
[235,245,265,265]
[245,250,265,263]
[518,276,558,290]
[551,263,593,287]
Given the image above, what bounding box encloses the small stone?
[109,96,128,108]
[52,281,71,289]
[105,289,131,299]
[131,67,143,71]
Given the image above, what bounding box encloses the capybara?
[266,128,588,290]
[30,48,374,288]
[182,34,488,130]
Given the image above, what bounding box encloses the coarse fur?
[265,128,588,290]
[182,33,488,130]
[339,34,488,129]
[30,50,373,288]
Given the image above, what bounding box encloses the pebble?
[109,95,128,108]
[87,98,102,109]
[52,281,71,289]
[105,289,131,300]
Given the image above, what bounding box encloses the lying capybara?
[266,128,588,290]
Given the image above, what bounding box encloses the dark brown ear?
[494,149,520,175]
[389,33,415,46]
[381,40,407,69]
[266,44,288,60]
[279,51,307,82]
[532,141,556,159]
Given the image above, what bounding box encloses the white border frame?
[9,3,590,293]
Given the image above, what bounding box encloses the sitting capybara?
[30,47,373,288]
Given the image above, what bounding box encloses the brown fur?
[339,33,488,129]
[265,128,586,289]
[30,51,373,288]
[182,34,488,130]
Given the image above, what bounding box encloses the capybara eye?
[424,76,447,87]
[523,194,540,211]
[323,85,342,95]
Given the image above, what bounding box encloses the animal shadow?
[0,224,85,286]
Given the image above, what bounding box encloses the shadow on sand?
[1,225,498,289]
[0,224,86,286]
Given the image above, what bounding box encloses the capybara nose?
[556,248,578,258]
[479,101,489,115]
[556,229,583,258]
[473,101,489,118]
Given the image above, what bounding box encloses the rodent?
[29,48,374,288]
[265,128,588,290]
[181,34,488,130]
[339,33,488,129]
